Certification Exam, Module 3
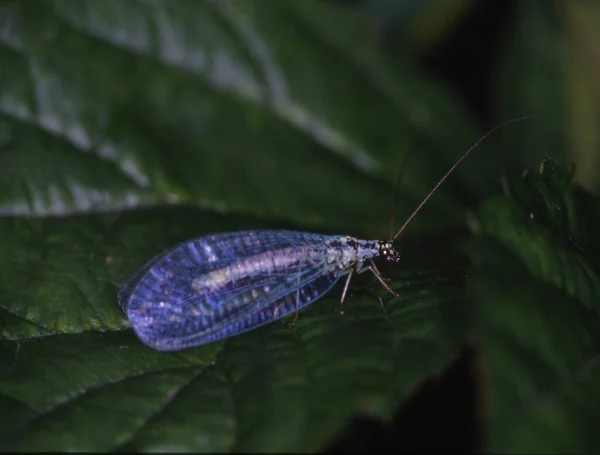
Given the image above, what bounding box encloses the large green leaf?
[0,209,469,451]
[468,158,600,452]
[0,0,494,233]
[8,0,598,452]
[0,0,489,451]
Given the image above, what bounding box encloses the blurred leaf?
[505,157,581,243]
[494,0,600,195]
[481,157,600,312]
[398,0,476,56]
[468,159,600,452]
[494,1,570,171]
[563,0,600,195]
[0,0,492,235]
[340,0,476,56]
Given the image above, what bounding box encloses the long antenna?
[391,114,533,241]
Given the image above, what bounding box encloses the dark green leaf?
[0,2,485,448]
[0,0,489,234]
[0,206,469,451]
[468,160,600,452]
[494,0,600,195]
[8,0,596,452]
[475,159,600,313]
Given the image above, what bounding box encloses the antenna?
[391,114,533,241]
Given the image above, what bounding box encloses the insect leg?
[368,259,391,282]
[292,287,300,325]
[357,264,398,297]
[339,271,353,314]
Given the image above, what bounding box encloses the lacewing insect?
[118,116,531,351]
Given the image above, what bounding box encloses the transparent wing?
[118,230,325,307]
[120,230,349,350]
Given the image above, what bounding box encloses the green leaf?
[5,0,580,452]
[0,0,491,234]
[0,0,482,443]
[468,160,600,452]
[0,209,469,451]
[0,1,487,447]
[476,158,600,312]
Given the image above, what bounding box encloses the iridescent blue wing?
[119,230,350,351]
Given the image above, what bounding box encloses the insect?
[118,117,530,351]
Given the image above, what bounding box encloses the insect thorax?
[334,236,402,264]
[324,236,378,269]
